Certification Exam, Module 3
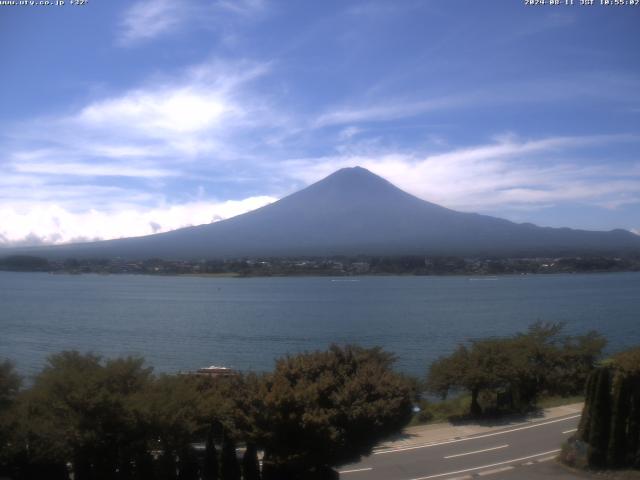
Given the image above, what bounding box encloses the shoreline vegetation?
[1,254,639,277]
[1,323,626,479]
[0,345,414,480]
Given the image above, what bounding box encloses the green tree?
[426,323,606,416]
[254,345,413,479]
[548,329,606,396]
[137,374,209,471]
[12,351,153,480]
[0,359,21,410]
[0,360,23,476]
[427,340,515,416]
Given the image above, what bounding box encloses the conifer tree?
[177,447,199,480]
[220,432,241,480]
[157,452,178,480]
[587,368,611,468]
[133,451,156,480]
[578,370,598,442]
[607,374,630,467]
[202,427,219,480]
[629,381,640,468]
[241,443,260,480]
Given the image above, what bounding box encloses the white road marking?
[562,428,578,434]
[406,449,560,480]
[535,455,558,463]
[338,467,373,474]
[444,444,509,459]
[374,414,580,455]
[477,466,514,476]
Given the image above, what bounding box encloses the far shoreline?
[2,269,640,280]
[2,253,639,277]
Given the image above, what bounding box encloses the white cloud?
[313,73,640,129]
[5,58,272,173]
[0,196,275,247]
[0,58,291,246]
[338,126,363,140]
[118,0,266,46]
[119,0,181,44]
[314,97,464,128]
[282,134,640,213]
[59,61,271,158]
[2,37,638,247]
[2,132,639,246]
[12,161,176,178]
[78,87,234,135]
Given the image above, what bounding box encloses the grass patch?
[409,394,471,426]
[537,394,584,409]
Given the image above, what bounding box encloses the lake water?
[1,271,639,379]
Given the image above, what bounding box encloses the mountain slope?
[6,167,640,259]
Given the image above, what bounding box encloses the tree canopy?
[254,344,413,478]
[1,345,414,480]
[426,322,606,415]
[0,359,21,411]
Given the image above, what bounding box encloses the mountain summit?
[10,167,640,259]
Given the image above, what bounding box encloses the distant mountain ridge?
[5,167,640,259]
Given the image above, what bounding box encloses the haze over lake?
[2,271,639,379]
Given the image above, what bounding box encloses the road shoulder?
[374,403,584,453]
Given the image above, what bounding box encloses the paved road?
[487,458,599,480]
[338,413,581,480]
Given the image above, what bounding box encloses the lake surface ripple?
[1,272,639,378]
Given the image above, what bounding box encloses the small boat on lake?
[194,365,237,378]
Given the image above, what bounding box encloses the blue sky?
[1,0,639,246]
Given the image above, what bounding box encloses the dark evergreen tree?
[73,455,93,480]
[611,347,640,469]
[630,380,640,468]
[0,360,22,478]
[578,369,598,442]
[260,458,289,480]
[607,374,630,467]
[241,443,260,480]
[587,368,611,468]
[202,428,218,480]
[117,454,135,480]
[157,452,178,480]
[572,347,640,471]
[220,433,241,480]
[177,447,199,480]
[259,459,275,480]
[133,452,156,480]
[25,461,70,480]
